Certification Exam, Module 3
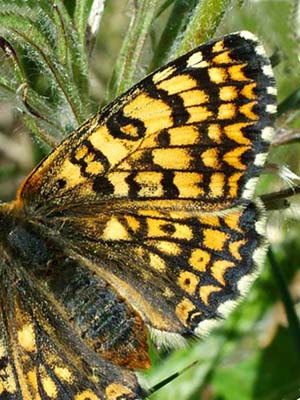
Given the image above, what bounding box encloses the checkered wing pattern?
[0,257,144,399]
[0,31,276,399]
[19,32,276,213]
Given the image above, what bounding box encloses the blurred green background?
[1,1,300,399]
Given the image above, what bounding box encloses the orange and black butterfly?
[0,31,276,399]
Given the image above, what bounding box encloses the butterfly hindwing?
[40,199,266,342]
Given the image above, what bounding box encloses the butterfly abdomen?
[47,260,150,369]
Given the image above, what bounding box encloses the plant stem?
[106,0,159,102]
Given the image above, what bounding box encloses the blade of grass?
[53,2,90,113]
[106,0,159,102]
[86,0,106,54]
[74,0,94,46]
[278,89,300,117]
[174,0,233,58]
[268,248,300,363]
[149,361,199,395]
[151,0,199,70]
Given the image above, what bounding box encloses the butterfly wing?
[39,199,266,344]
[0,256,145,399]
[13,32,276,345]
[17,31,276,215]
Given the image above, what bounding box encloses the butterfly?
[0,31,276,399]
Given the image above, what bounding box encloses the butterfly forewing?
[0,31,276,399]
[18,32,275,215]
